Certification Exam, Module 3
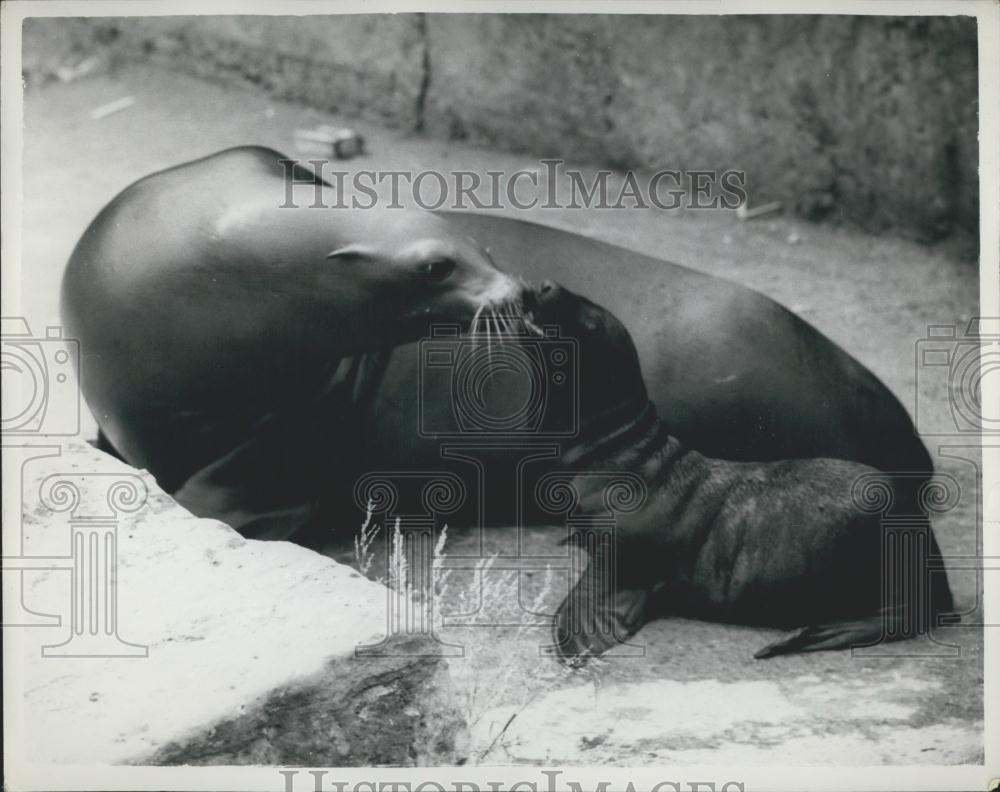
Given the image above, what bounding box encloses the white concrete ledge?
[4,441,468,766]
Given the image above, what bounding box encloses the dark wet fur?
[531,284,955,663]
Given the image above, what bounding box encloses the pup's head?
[525,280,648,421]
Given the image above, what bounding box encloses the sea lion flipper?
[753,613,895,659]
[171,388,357,539]
[172,445,315,541]
[552,570,648,663]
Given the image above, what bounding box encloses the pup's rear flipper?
[755,559,957,659]
[754,615,889,659]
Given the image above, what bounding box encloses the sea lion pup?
[61,146,529,537]
[526,281,955,661]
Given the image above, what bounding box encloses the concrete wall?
[23,14,979,243]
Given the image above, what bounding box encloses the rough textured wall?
[424,15,978,242]
[23,15,428,127]
[23,14,979,242]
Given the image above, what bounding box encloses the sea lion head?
[527,280,648,422]
[325,227,526,340]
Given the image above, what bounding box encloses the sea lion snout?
[525,280,581,325]
[444,237,528,320]
[470,267,525,309]
[530,281,632,347]
[528,279,564,309]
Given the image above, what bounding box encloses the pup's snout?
[524,279,564,312]
[538,279,560,299]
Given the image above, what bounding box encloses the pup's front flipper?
[552,563,649,663]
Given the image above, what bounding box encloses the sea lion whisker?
[471,304,485,347]
[504,313,516,339]
[485,312,493,361]
[523,315,544,337]
[487,305,503,344]
[501,298,521,335]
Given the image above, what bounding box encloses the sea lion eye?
[417,257,456,282]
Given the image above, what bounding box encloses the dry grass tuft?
[350,506,599,763]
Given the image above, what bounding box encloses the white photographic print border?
[2,1,997,790]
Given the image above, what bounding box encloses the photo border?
[2,1,997,790]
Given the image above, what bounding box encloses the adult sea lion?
[63,146,930,540]
[527,282,954,660]
[61,146,527,535]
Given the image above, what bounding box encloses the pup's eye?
[416,258,456,281]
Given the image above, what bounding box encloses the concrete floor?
[18,63,985,765]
